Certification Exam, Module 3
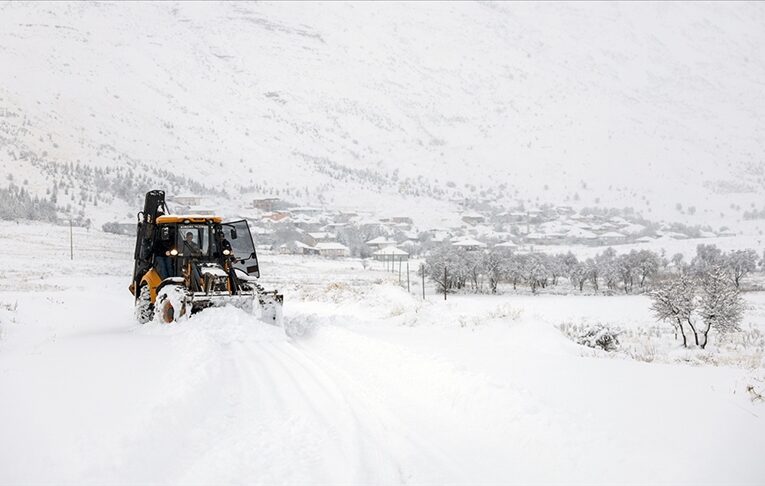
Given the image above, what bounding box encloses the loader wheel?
[156,285,188,324]
[161,299,176,324]
[135,285,154,324]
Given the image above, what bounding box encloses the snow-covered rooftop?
[453,238,487,248]
[373,245,409,256]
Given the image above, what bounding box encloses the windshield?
[221,220,259,276]
[177,224,212,257]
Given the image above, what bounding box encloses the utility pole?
[406,260,410,293]
[421,263,425,300]
[444,266,447,301]
[69,219,74,260]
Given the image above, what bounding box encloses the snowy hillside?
[1,2,765,227]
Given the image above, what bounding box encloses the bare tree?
[697,266,744,349]
[569,262,589,292]
[725,249,758,288]
[483,248,507,294]
[650,273,696,347]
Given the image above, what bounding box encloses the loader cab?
[154,215,261,278]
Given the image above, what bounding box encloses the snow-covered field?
[1,222,764,485]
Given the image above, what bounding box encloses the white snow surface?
[0,222,764,485]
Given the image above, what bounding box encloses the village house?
[262,211,291,223]
[494,240,518,249]
[252,197,281,211]
[292,215,324,232]
[372,245,409,261]
[316,242,350,258]
[599,231,627,245]
[295,241,320,255]
[290,206,323,217]
[306,232,336,246]
[461,213,486,226]
[453,238,487,251]
[366,236,396,250]
[170,194,203,207]
[390,216,414,225]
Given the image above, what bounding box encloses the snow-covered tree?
[635,249,661,288]
[691,244,724,277]
[725,249,758,288]
[650,265,742,349]
[569,261,589,292]
[483,248,508,294]
[650,273,697,347]
[697,266,744,349]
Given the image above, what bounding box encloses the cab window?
[177,225,210,256]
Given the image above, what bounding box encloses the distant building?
[253,197,281,211]
[453,238,487,251]
[102,221,136,236]
[494,240,518,249]
[461,213,486,226]
[306,232,336,246]
[390,216,414,225]
[171,194,203,207]
[316,242,350,258]
[295,241,320,255]
[599,231,626,244]
[372,245,409,262]
[290,207,323,216]
[263,211,291,223]
[366,236,396,250]
[335,211,359,223]
[185,205,216,216]
[292,215,323,231]
[566,228,599,241]
[525,232,551,245]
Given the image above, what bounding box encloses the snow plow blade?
[186,289,284,326]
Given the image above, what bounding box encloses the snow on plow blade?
[155,286,284,327]
[186,290,284,326]
[257,290,284,326]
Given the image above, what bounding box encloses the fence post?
[406,260,410,292]
[69,219,74,260]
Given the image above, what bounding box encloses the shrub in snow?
[0,301,18,345]
[747,382,764,403]
[577,324,621,352]
[560,322,621,352]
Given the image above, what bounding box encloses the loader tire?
[160,299,176,324]
[135,285,154,324]
[156,285,188,324]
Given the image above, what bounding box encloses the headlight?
[223,249,231,256]
[170,248,178,256]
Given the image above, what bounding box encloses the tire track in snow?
[262,340,405,484]
[291,320,584,484]
[289,320,477,484]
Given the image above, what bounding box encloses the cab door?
[221,220,260,277]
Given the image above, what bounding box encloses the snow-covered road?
[0,226,763,485]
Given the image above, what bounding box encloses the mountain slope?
[1,2,764,227]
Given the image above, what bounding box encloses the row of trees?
[0,184,58,221]
[422,244,762,296]
[423,246,666,295]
